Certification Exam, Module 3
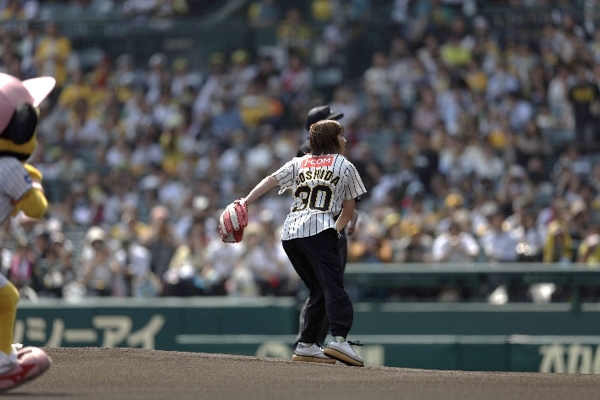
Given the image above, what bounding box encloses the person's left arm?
[335,198,355,234]
[346,209,359,235]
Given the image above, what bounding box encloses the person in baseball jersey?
[293,105,359,349]
[0,73,55,391]
[244,119,367,366]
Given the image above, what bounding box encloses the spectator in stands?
[486,59,519,102]
[130,128,164,176]
[480,209,520,263]
[64,98,104,145]
[210,96,243,142]
[383,215,433,263]
[435,193,468,236]
[348,225,391,263]
[6,237,39,294]
[461,137,505,182]
[34,21,72,90]
[111,206,149,245]
[192,52,228,126]
[515,120,553,166]
[497,165,535,213]
[363,51,391,98]
[163,219,208,296]
[228,49,257,99]
[254,54,281,96]
[236,223,277,296]
[53,148,87,182]
[568,64,600,154]
[56,67,92,115]
[145,53,170,106]
[39,228,75,298]
[542,212,573,264]
[113,232,156,297]
[280,52,311,122]
[140,205,176,292]
[440,33,471,68]
[80,229,123,296]
[17,23,40,79]
[114,53,140,90]
[239,79,277,130]
[511,210,546,262]
[408,130,439,194]
[320,16,348,67]
[568,198,593,245]
[276,7,312,59]
[105,136,132,171]
[411,85,441,133]
[577,231,600,265]
[32,229,50,261]
[546,64,571,123]
[431,218,479,263]
[170,57,202,101]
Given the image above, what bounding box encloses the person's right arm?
[245,175,278,205]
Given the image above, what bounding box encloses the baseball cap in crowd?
[304,105,344,131]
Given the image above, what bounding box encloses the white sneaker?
[324,341,364,367]
[0,352,17,375]
[292,343,336,364]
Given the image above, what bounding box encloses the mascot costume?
[0,73,55,391]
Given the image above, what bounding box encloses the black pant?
[284,228,353,344]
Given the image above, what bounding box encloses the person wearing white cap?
[0,72,55,391]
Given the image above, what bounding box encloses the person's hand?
[347,210,359,236]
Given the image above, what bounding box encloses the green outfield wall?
[14,297,600,373]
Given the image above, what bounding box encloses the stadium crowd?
[1,0,600,302]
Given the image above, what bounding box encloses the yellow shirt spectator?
[440,37,472,68]
[543,220,573,263]
[57,70,93,111]
[577,234,600,266]
[35,22,72,88]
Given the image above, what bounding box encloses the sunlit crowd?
[1,0,600,302]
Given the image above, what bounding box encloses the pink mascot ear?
[22,76,56,107]
[0,103,38,144]
[0,74,55,133]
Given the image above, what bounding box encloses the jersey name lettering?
[301,156,334,168]
[297,169,340,186]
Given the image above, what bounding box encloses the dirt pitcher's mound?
[5,347,600,400]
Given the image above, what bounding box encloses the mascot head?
[0,73,55,160]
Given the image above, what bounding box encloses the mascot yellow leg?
[0,280,19,355]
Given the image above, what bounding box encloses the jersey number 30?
[292,185,333,212]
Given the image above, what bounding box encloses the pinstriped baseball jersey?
[273,153,366,240]
[0,157,33,225]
